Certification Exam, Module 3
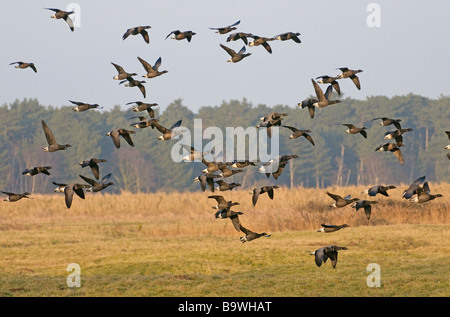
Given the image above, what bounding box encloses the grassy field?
[0,184,449,297]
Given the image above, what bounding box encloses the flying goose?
[209,20,240,34]
[251,185,279,207]
[351,200,378,220]
[260,112,288,122]
[69,100,103,112]
[310,245,348,268]
[273,32,301,43]
[402,176,426,199]
[220,44,251,63]
[127,101,158,118]
[79,158,107,180]
[137,56,168,79]
[165,30,196,42]
[44,8,74,31]
[311,79,341,108]
[342,124,367,138]
[218,166,243,178]
[152,119,184,141]
[194,173,219,192]
[230,160,257,168]
[122,26,151,43]
[180,145,212,162]
[79,173,114,193]
[119,76,146,98]
[41,120,71,152]
[214,208,243,232]
[371,117,402,130]
[384,128,413,146]
[336,67,363,90]
[316,75,340,95]
[361,185,396,197]
[281,125,315,145]
[297,98,319,119]
[214,180,241,191]
[1,191,32,202]
[410,181,443,203]
[259,155,299,180]
[248,35,275,54]
[317,224,349,233]
[201,158,221,174]
[375,142,404,164]
[129,116,159,129]
[327,192,359,208]
[22,166,52,176]
[111,62,137,80]
[226,32,253,45]
[10,62,37,73]
[256,112,287,138]
[106,128,136,148]
[239,226,271,243]
[208,195,240,210]
[64,183,90,209]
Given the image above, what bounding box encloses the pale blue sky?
[1,0,449,112]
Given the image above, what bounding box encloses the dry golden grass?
[0,183,448,236]
[0,184,449,297]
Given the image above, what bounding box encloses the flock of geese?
[3,8,449,269]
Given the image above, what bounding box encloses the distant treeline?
[1,94,449,194]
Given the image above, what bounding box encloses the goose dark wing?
[122,27,133,40]
[119,129,135,147]
[111,62,125,74]
[363,205,372,220]
[141,29,150,43]
[79,174,98,186]
[239,225,252,235]
[303,133,315,145]
[392,148,404,165]
[324,248,338,268]
[261,42,272,54]
[281,125,298,133]
[252,188,260,206]
[220,44,236,57]
[64,16,74,31]
[29,63,37,73]
[152,121,169,134]
[137,82,146,98]
[137,56,152,73]
[208,195,226,204]
[314,247,327,267]
[109,130,121,148]
[169,119,182,131]
[267,187,275,200]
[324,85,333,101]
[41,120,57,146]
[64,185,75,209]
[327,192,342,202]
[311,78,326,101]
[230,214,241,232]
[350,75,361,90]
